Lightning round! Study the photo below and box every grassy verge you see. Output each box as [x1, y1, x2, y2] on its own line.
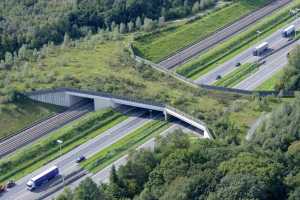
[81, 119, 170, 173]
[177, 0, 300, 79]
[214, 63, 260, 87]
[133, 1, 264, 62]
[0, 109, 128, 183]
[256, 69, 284, 90]
[0, 97, 62, 140]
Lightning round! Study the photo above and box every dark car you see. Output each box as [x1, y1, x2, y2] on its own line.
[216, 75, 222, 80]
[76, 155, 86, 163]
[235, 62, 241, 67]
[6, 180, 15, 188]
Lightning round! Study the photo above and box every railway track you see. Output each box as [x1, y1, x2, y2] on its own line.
[0, 101, 94, 158]
[159, 0, 292, 69]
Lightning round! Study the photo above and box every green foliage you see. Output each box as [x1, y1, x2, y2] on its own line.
[277, 45, 300, 90]
[218, 152, 284, 185]
[54, 119, 300, 200]
[256, 69, 284, 90]
[74, 177, 103, 200]
[0, 28, 275, 141]
[207, 173, 269, 200]
[253, 95, 300, 152]
[0, 0, 218, 59]
[133, 1, 264, 62]
[0, 97, 61, 140]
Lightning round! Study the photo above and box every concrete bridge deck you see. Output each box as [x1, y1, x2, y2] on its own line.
[26, 88, 212, 139]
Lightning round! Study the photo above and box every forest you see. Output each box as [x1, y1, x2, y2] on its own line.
[56, 94, 300, 200]
[0, 0, 218, 59]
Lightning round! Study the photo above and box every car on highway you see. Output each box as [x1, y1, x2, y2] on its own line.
[76, 155, 86, 163]
[216, 75, 222, 80]
[6, 180, 15, 188]
[235, 62, 241, 67]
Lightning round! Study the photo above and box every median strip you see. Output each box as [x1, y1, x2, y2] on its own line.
[214, 63, 260, 87]
[81, 119, 170, 173]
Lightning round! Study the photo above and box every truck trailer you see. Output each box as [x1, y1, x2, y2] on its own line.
[253, 42, 269, 56]
[282, 25, 295, 37]
[26, 166, 59, 191]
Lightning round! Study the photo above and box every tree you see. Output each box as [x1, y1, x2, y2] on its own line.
[74, 177, 102, 200]
[277, 45, 300, 90]
[119, 23, 127, 34]
[117, 150, 158, 198]
[18, 44, 28, 60]
[253, 95, 300, 152]
[105, 165, 127, 198]
[56, 188, 74, 200]
[192, 2, 200, 14]
[207, 174, 269, 200]
[200, 0, 206, 10]
[62, 33, 71, 49]
[136, 17, 142, 30]
[127, 21, 135, 32]
[288, 188, 300, 200]
[158, 16, 165, 27]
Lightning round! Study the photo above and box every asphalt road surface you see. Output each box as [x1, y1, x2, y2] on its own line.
[234, 39, 300, 90]
[44, 122, 203, 200]
[0, 101, 93, 158]
[195, 18, 300, 85]
[159, 0, 291, 69]
[0, 109, 153, 200]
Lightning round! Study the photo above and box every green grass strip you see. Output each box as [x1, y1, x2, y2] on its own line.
[0, 109, 128, 183]
[214, 63, 259, 87]
[81, 120, 170, 173]
[177, 0, 300, 79]
[256, 68, 284, 90]
[133, 1, 262, 62]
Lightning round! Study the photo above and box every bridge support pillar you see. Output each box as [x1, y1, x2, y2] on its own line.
[163, 110, 168, 121]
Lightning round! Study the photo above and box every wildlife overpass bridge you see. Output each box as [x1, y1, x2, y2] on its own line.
[26, 88, 212, 139]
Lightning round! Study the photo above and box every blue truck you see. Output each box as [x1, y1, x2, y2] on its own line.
[26, 166, 59, 190]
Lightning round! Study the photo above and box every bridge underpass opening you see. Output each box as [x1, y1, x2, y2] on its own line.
[67, 93, 207, 137]
[111, 104, 165, 120]
[68, 94, 94, 108]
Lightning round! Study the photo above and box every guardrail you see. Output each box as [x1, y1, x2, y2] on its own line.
[129, 43, 296, 97]
[28, 87, 165, 108]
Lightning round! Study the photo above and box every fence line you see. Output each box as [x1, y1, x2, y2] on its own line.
[129, 43, 295, 97]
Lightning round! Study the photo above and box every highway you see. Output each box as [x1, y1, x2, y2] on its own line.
[0, 109, 158, 200]
[0, 101, 93, 158]
[159, 0, 291, 69]
[234, 39, 299, 90]
[194, 18, 300, 86]
[44, 121, 202, 200]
